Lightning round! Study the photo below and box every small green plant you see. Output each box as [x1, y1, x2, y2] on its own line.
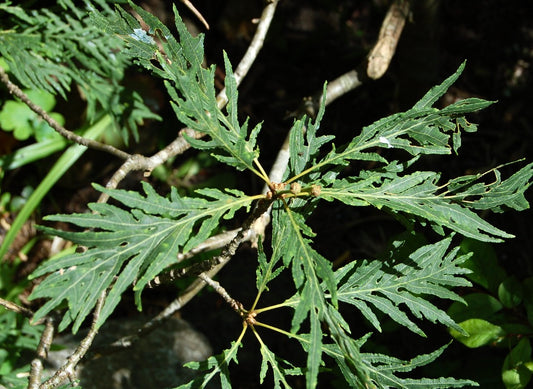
[447, 238, 533, 388]
[1, 1, 532, 388]
[0, 87, 65, 141]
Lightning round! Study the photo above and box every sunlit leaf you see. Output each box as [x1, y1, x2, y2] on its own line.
[30, 182, 254, 332]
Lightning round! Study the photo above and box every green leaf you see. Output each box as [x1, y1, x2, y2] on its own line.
[502, 339, 533, 389]
[499, 276, 524, 308]
[288, 84, 334, 180]
[333, 237, 471, 336]
[459, 238, 506, 293]
[323, 341, 478, 388]
[449, 318, 505, 348]
[270, 199, 341, 388]
[469, 163, 533, 212]
[0, 89, 63, 141]
[255, 237, 285, 301]
[502, 369, 532, 389]
[29, 183, 254, 332]
[182, 52, 262, 174]
[413, 61, 467, 110]
[91, 3, 262, 176]
[287, 64, 493, 183]
[257, 337, 302, 388]
[321, 170, 515, 242]
[178, 340, 243, 388]
[447, 293, 503, 323]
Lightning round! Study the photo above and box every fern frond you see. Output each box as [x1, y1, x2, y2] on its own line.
[29, 182, 255, 332]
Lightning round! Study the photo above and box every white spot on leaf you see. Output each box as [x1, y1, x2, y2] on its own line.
[379, 136, 392, 148]
[130, 28, 155, 44]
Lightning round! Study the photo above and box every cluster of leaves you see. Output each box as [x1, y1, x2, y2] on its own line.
[1, 1, 532, 388]
[0, 0, 157, 143]
[0, 259, 43, 387]
[447, 238, 533, 388]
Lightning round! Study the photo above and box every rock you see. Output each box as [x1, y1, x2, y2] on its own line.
[45, 317, 213, 389]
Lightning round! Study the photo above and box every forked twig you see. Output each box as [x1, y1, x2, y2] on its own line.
[0, 297, 35, 319]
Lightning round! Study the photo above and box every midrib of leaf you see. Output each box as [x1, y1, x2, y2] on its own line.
[320, 182, 513, 242]
[252, 327, 292, 388]
[327, 189, 469, 203]
[282, 203, 325, 313]
[281, 202, 325, 389]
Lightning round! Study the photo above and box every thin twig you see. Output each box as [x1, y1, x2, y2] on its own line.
[0, 66, 131, 161]
[216, 0, 279, 107]
[304, 0, 411, 116]
[39, 291, 106, 389]
[367, 0, 410, 79]
[148, 228, 240, 287]
[28, 317, 54, 389]
[151, 197, 272, 284]
[0, 297, 35, 319]
[198, 273, 243, 314]
[180, 0, 210, 30]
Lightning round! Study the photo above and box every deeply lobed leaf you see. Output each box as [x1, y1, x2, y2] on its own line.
[320, 161, 533, 242]
[323, 341, 478, 388]
[91, 3, 262, 175]
[286, 62, 494, 184]
[30, 182, 254, 332]
[333, 237, 471, 336]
